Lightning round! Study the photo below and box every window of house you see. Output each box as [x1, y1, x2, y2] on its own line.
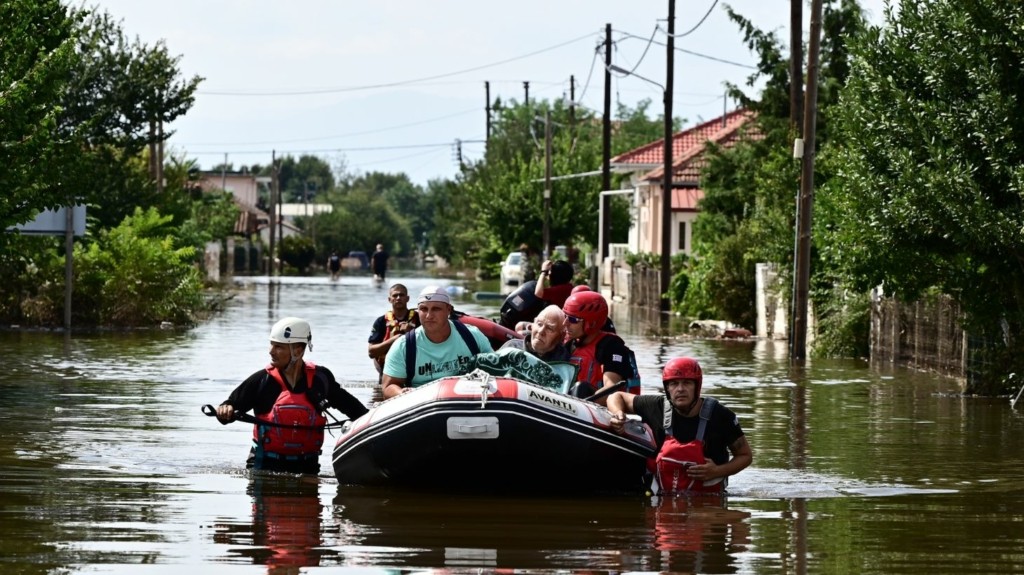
[678, 221, 687, 251]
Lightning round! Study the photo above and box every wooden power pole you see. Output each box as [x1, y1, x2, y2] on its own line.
[791, 0, 824, 361]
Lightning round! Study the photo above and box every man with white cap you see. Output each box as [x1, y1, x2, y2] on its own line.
[381, 285, 493, 398]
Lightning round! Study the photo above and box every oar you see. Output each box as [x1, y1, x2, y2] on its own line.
[200, 404, 348, 430]
[584, 380, 627, 403]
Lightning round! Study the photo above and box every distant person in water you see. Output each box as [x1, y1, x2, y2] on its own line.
[371, 244, 389, 281]
[326, 251, 341, 281]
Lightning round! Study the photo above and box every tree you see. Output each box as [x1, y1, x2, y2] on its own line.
[0, 0, 83, 236]
[688, 0, 866, 330]
[822, 0, 1024, 390]
[0, 2, 202, 236]
[455, 98, 664, 270]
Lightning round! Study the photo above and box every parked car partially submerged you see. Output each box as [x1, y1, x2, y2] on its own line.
[500, 251, 524, 287]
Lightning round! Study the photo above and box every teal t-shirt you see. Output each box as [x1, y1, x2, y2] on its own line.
[382, 320, 494, 386]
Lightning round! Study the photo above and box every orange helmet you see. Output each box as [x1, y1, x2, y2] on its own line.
[663, 357, 703, 397]
[562, 291, 608, 335]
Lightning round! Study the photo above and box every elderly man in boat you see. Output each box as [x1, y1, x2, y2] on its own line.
[380, 285, 494, 398]
[499, 304, 571, 362]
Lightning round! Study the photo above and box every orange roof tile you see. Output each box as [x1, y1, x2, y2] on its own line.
[610, 108, 757, 183]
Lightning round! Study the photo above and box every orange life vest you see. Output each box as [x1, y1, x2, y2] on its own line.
[569, 332, 641, 393]
[253, 361, 326, 456]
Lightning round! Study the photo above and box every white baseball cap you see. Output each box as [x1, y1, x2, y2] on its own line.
[417, 285, 451, 305]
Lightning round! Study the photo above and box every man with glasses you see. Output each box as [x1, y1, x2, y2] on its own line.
[562, 291, 640, 402]
[500, 304, 571, 362]
[368, 283, 420, 385]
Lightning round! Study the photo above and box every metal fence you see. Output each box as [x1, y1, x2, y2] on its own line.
[870, 290, 966, 379]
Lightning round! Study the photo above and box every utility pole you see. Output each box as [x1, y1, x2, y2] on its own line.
[544, 109, 552, 258]
[275, 155, 284, 276]
[569, 75, 576, 127]
[791, 0, 824, 361]
[601, 23, 613, 264]
[660, 0, 675, 313]
[485, 81, 492, 145]
[524, 81, 530, 106]
[268, 150, 277, 277]
[790, 0, 804, 133]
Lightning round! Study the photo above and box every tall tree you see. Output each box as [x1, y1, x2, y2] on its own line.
[822, 0, 1024, 389]
[688, 0, 866, 329]
[0, 0, 83, 235]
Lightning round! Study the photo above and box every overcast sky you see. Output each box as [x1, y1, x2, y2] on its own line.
[83, 0, 895, 186]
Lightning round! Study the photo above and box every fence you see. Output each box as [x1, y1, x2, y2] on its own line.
[870, 290, 966, 380]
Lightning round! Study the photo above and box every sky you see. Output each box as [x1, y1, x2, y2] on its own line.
[83, 0, 895, 187]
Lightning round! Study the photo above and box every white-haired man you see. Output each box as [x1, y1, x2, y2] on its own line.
[501, 304, 571, 362]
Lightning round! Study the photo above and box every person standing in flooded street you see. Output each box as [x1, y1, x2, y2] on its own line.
[214, 317, 368, 474]
[607, 357, 752, 495]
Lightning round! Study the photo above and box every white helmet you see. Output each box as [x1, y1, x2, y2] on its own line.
[269, 317, 313, 350]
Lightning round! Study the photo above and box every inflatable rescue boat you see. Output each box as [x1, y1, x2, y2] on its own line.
[331, 369, 657, 493]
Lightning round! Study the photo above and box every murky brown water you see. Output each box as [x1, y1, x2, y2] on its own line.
[2, 275, 1023, 574]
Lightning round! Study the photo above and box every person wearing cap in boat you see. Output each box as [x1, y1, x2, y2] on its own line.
[380, 285, 494, 399]
[606, 357, 752, 495]
[500, 304, 571, 363]
[215, 317, 369, 474]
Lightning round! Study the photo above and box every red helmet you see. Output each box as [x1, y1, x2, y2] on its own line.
[571, 285, 591, 294]
[663, 357, 703, 397]
[562, 291, 608, 335]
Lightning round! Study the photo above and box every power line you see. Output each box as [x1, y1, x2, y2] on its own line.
[199, 32, 597, 97]
[615, 30, 756, 69]
[671, 0, 720, 38]
[179, 107, 481, 147]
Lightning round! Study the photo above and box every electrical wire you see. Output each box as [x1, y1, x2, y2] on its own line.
[199, 32, 596, 97]
[672, 0, 720, 38]
[179, 107, 481, 147]
[615, 29, 756, 69]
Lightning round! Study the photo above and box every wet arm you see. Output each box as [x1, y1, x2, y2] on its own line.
[701, 435, 753, 482]
[381, 374, 409, 399]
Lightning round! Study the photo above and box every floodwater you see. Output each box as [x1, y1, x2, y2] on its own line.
[2, 275, 1023, 574]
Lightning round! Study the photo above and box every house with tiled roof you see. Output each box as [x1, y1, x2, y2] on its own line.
[609, 108, 756, 259]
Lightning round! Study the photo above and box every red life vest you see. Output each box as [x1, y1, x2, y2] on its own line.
[651, 397, 725, 495]
[253, 361, 326, 456]
[569, 332, 641, 394]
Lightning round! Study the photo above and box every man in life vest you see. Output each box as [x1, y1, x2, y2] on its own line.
[380, 285, 494, 398]
[562, 291, 639, 402]
[367, 283, 420, 386]
[606, 357, 752, 495]
[215, 317, 369, 474]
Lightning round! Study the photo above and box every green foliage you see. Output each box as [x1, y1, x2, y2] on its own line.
[274, 154, 336, 203]
[0, 0, 83, 233]
[337, 171, 426, 255]
[175, 190, 241, 253]
[812, 287, 871, 359]
[74, 207, 203, 327]
[279, 235, 317, 274]
[312, 188, 413, 265]
[693, 0, 867, 338]
[823, 0, 1024, 391]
